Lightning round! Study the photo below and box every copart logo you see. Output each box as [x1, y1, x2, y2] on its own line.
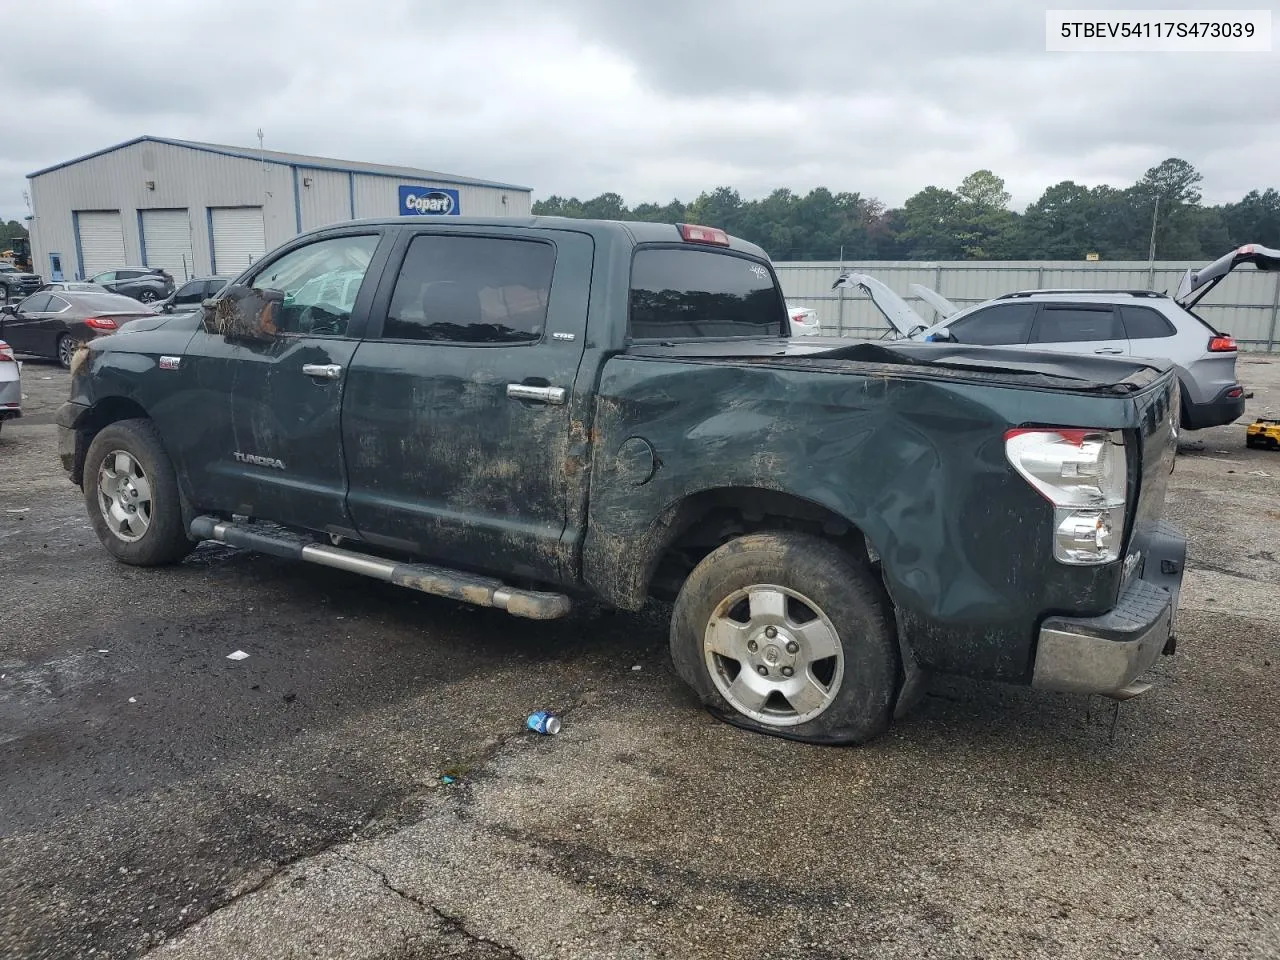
[234, 451, 286, 470]
[399, 185, 461, 216]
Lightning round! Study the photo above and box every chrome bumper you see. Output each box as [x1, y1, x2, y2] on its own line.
[1032, 521, 1185, 697]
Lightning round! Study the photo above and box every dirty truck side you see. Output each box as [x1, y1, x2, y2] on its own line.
[57, 216, 1186, 744]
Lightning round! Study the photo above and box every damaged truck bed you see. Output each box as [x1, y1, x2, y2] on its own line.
[57, 216, 1186, 744]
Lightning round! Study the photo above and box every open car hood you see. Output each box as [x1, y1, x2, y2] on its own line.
[1175, 243, 1280, 307]
[908, 283, 959, 319]
[831, 272, 928, 337]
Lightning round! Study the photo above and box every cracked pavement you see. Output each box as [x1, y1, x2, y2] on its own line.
[2, 355, 1279, 959]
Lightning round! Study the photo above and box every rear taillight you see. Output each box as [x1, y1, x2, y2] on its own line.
[0, 341, 13, 361]
[84, 316, 118, 331]
[678, 223, 730, 246]
[1005, 428, 1128, 565]
[1208, 335, 1236, 352]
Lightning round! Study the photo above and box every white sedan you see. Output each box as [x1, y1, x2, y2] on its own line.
[786, 303, 822, 336]
[0, 339, 21, 436]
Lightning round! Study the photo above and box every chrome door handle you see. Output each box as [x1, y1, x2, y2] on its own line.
[1094, 347, 1124, 355]
[507, 383, 566, 405]
[302, 363, 343, 380]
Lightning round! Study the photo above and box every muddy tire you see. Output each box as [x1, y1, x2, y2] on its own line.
[83, 418, 194, 566]
[670, 531, 899, 745]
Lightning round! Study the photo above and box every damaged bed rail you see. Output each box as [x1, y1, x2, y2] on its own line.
[189, 516, 572, 620]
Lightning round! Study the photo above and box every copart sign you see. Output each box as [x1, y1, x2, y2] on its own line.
[399, 185, 461, 216]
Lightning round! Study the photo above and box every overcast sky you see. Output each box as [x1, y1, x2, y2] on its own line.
[4, 0, 1277, 222]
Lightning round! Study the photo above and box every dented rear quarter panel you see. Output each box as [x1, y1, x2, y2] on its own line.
[583, 354, 1171, 683]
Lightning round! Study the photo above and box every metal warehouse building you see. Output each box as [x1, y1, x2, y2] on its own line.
[26, 136, 533, 282]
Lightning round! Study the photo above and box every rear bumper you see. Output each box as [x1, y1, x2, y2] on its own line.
[1032, 521, 1185, 696]
[1182, 383, 1246, 430]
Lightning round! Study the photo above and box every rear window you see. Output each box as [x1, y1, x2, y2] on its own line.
[1031, 305, 1124, 343]
[1120, 305, 1177, 340]
[628, 248, 785, 340]
[72, 293, 152, 311]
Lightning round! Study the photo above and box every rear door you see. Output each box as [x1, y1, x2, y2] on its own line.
[1028, 303, 1130, 357]
[342, 226, 594, 584]
[161, 230, 389, 531]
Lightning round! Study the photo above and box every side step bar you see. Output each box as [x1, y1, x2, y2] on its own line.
[189, 516, 572, 620]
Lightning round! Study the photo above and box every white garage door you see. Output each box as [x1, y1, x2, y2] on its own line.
[77, 211, 126, 278]
[210, 207, 266, 275]
[140, 209, 194, 280]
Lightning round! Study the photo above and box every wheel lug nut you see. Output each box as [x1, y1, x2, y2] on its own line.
[781, 666, 794, 677]
[747, 640, 758, 653]
[756, 665, 768, 677]
[764, 626, 778, 639]
[785, 641, 799, 654]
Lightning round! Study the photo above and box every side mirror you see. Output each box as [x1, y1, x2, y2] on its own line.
[923, 329, 956, 343]
[0, 304, 16, 316]
[201, 285, 284, 343]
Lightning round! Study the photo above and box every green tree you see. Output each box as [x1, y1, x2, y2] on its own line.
[1220, 189, 1280, 248]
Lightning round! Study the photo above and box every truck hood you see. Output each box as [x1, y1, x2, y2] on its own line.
[831, 272, 929, 337]
[908, 283, 960, 319]
[1175, 243, 1280, 307]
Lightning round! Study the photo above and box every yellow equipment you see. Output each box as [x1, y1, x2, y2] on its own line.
[1246, 419, 1280, 450]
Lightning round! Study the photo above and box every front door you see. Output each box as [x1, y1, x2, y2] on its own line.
[342, 226, 594, 585]
[1, 294, 53, 355]
[159, 231, 388, 533]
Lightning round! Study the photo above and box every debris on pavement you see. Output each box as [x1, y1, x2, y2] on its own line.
[6, 507, 29, 513]
[439, 775, 456, 785]
[226, 650, 250, 661]
[527, 710, 561, 735]
[128, 697, 137, 703]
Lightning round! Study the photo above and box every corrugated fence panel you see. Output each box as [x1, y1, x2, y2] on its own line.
[772, 259, 1280, 349]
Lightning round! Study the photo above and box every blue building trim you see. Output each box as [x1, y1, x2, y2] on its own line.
[206, 208, 217, 274]
[137, 210, 148, 266]
[72, 211, 85, 280]
[292, 165, 303, 233]
[26, 136, 532, 192]
[349, 171, 356, 219]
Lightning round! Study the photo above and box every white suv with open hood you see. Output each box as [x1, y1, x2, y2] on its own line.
[834, 244, 1279, 431]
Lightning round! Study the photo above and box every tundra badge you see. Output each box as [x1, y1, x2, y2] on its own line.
[234, 452, 286, 470]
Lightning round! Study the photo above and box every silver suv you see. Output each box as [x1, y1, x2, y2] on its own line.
[834, 244, 1279, 431]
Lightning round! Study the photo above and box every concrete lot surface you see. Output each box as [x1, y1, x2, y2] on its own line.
[2, 354, 1278, 959]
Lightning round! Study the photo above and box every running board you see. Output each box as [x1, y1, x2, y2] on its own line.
[189, 516, 572, 620]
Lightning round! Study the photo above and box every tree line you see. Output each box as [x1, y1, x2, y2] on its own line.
[532, 159, 1280, 263]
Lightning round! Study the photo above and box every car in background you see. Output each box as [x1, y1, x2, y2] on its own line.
[0, 291, 155, 367]
[786, 303, 822, 336]
[0, 338, 20, 436]
[833, 243, 1279, 430]
[89, 267, 176, 304]
[39, 281, 110, 294]
[160, 275, 231, 312]
[0, 262, 43, 302]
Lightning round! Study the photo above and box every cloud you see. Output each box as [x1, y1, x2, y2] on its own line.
[3, 0, 1275, 228]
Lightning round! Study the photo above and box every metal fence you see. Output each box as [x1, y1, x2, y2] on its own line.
[772, 259, 1280, 351]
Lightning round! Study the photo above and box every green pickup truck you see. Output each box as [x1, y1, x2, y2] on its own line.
[57, 217, 1185, 744]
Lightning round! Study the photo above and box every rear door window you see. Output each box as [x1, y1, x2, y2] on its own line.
[945, 302, 1036, 345]
[1120, 305, 1177, 339]
[1031, 305, 1124, 343]
[382, 234, 555, 343]
[628, 248, 785, 340]
[19, 294, 52, 313]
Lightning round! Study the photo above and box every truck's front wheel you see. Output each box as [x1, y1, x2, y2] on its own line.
[670, 532, 898, 745]
[83, 419, 194, 566]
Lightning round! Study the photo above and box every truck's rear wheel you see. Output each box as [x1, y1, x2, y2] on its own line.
[83, 419, 194, 566]
[670, 532, 898, 745]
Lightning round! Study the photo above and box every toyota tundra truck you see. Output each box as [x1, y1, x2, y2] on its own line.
[56, 217, 1185, 744]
